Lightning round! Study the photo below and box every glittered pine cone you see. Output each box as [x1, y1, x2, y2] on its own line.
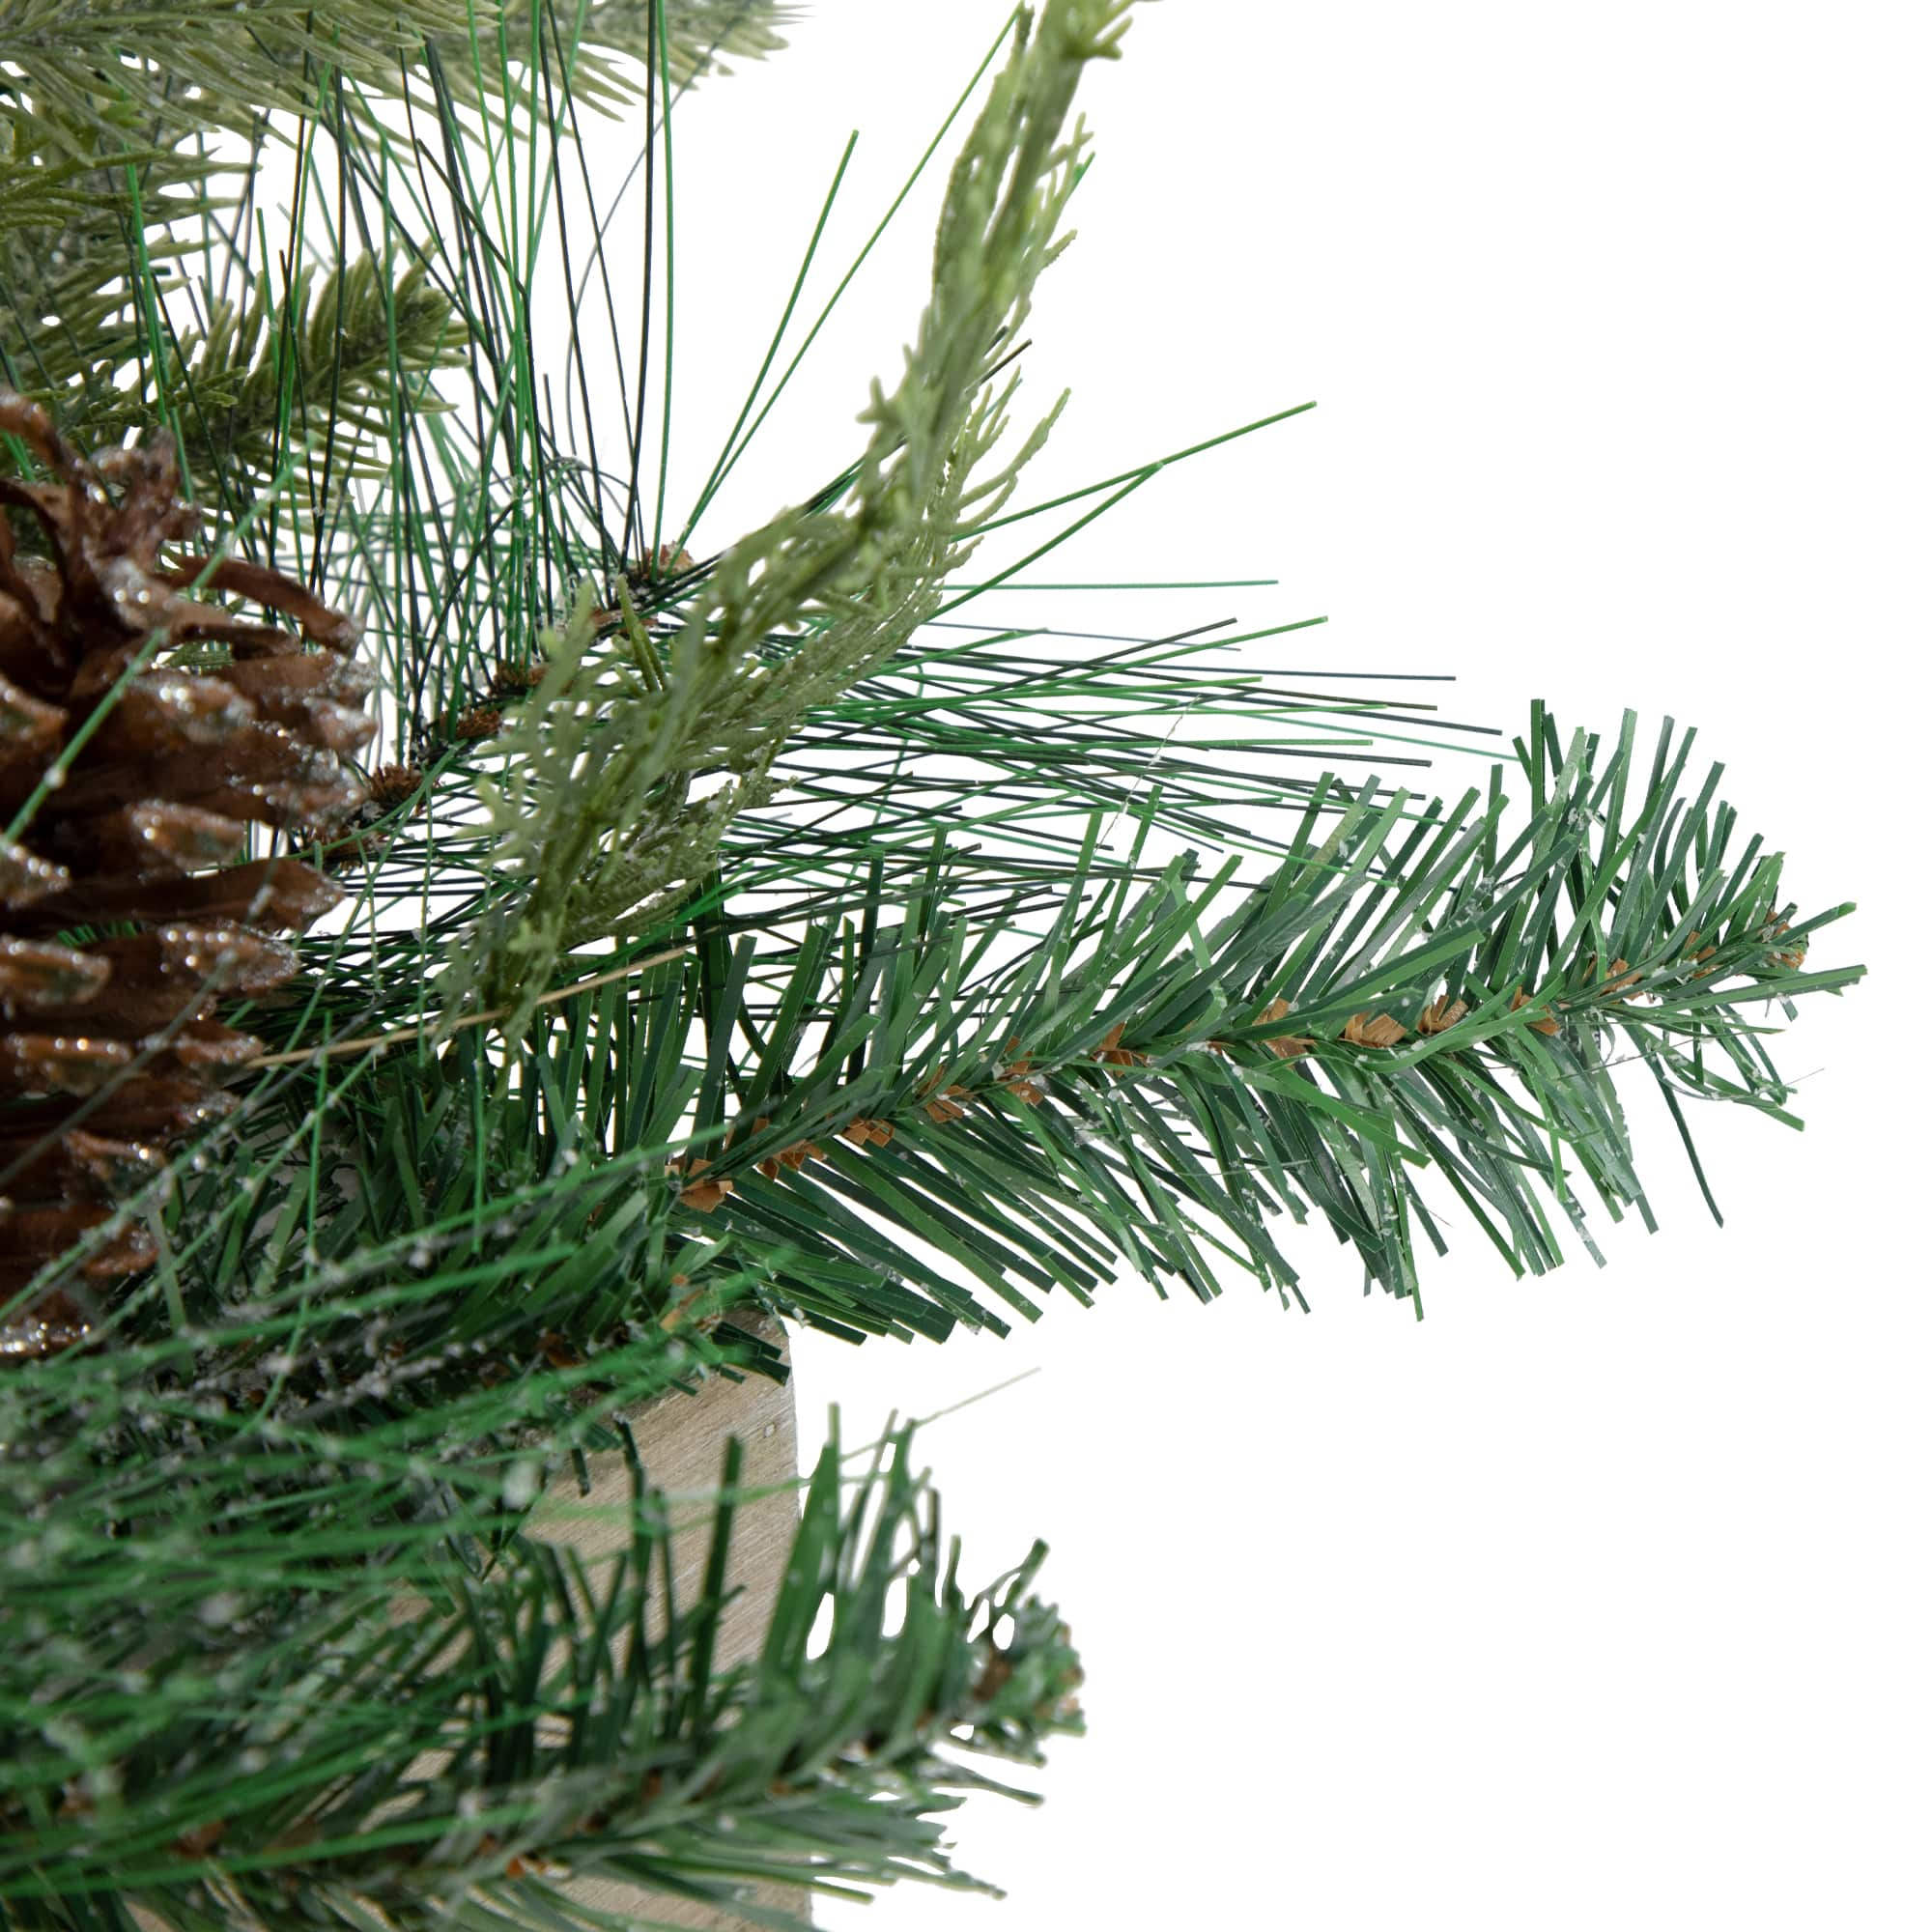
[0, 391, 375, 1348]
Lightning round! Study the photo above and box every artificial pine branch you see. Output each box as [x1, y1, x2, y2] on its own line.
[0, 1, 485, 144]
[0, 0, 786, 510]
[0, 1421, 1078, 1932]
[439, 1, 803, 106]
[0, 1, 789, 150]
[443, 0, 1129, 1032]
[474, 702, 1853, 1331]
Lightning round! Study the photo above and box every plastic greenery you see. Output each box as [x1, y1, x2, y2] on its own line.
[0, 0, 792, 494]
[0, 1, 1861, 1928]
[452, 0, 1091, 1028]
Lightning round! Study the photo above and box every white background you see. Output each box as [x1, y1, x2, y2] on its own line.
[582, 4, 1927, 1926]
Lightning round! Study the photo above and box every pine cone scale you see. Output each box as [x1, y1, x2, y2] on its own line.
[4, 1075, 238, 1148]
[43, 804, 247, 882]
[2, 1128, 164, 1202]
[14, 927, 300, 1038]
[0, 1204, 156, 1279]
[26, 731, 362, 827]
[0, 935, 113, 1007]
[159, 556, 362, 654]
[0, 1034, 133, 1098]
[0, 669, 66, 753]
[22, 857, 345, 934]
[0, 838, 72, 906]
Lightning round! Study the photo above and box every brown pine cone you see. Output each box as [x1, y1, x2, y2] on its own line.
[0, 391, 375, 1351]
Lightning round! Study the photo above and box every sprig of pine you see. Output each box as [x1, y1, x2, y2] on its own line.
[0, 1419, 1076, 1932]
[442, 0, 1133, 1033]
